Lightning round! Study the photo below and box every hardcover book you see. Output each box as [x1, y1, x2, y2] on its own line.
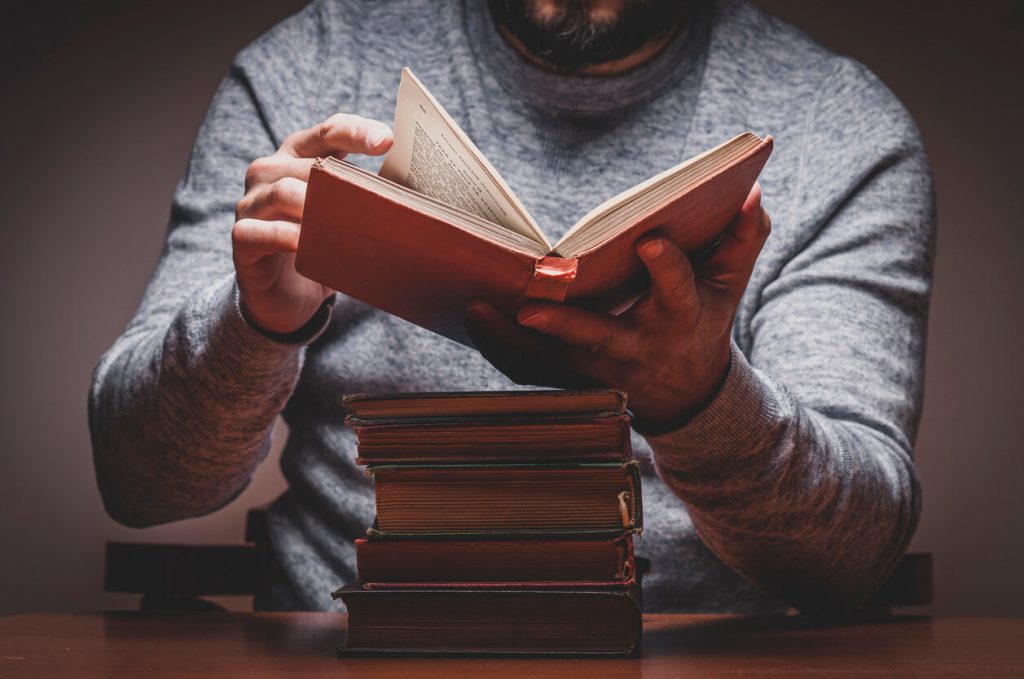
[342, 388, 626, 419]
[367, 462, 642, 537]
[355, 536, 635, 585]
[296, 68, 773, 345]
[344, 389, 631, 463]
[351, 416, 631, 463]
[333, 583, 642, 656]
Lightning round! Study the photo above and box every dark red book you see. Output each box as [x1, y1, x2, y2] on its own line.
[355, 536, 635, 585]
[332, 583, 642, 656]
[368, 462, 643, 538]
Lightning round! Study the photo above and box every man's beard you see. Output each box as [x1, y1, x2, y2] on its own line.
[488, 0, 688, 72]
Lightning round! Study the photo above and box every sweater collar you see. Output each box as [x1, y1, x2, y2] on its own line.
[463, 0, 713, 118]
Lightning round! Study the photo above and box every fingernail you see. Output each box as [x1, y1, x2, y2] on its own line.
[518, 311, 547, 329]
[366, 125, 389, 148]
[640, 239, 664, 259]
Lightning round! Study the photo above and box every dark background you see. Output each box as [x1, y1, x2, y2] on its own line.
[1, 1, 1021, 616]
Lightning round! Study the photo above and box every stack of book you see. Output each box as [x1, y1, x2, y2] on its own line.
[331, 389, 645, 656]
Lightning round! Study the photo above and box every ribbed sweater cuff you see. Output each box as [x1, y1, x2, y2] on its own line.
[643, 340, 783, 474]
[201, 276, 330, 380]
[231, 281, 335, 347]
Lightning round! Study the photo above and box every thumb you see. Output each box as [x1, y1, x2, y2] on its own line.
[697, 182, 771, 307]
[282, 114, 393, 159]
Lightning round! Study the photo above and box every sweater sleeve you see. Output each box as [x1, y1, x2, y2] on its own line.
[88, 6, 333, 528]
[644, 60, 936, 612]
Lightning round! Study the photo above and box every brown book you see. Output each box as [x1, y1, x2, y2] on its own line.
[296, 68, 773, 345]
[352, 416, 631, 464]
[345, 389, 632, 463]
[342, 388, 626, 420]
[332, 583, 642, 656]
[368, 462, 642, 537]
[355, 536, 635, 585]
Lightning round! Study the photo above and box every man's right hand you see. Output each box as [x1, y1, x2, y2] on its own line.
[233, 114, 393, 335]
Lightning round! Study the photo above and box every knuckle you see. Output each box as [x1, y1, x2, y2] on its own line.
[273, 177, 303, 204]
[267, 221, 282, 244]
[244, 156, 273, 189]
[319, 113, 355, 143]
[681, 261, 697, 283]
[231, 219, 252, 246]
[669, 283, 691, 300]
[282, 130, 304, 151]
[317, 117, 335, 144]
[671, 268, 695, 296]
[263, 181, 280, 207]
[247, 155, 271, 176]
[663, 278, 696, 305]
[268, 178, 290, 205]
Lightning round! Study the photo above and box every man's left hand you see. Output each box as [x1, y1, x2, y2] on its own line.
[465, 184, 771, 431]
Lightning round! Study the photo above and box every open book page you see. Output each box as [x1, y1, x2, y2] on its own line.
[552, 132, 765, 257]
[380, 69, 550, 249]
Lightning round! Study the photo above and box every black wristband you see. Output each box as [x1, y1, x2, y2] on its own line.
[243, 294, 337, 345]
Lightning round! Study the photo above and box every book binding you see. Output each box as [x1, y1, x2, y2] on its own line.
[526, 256, 579, 302]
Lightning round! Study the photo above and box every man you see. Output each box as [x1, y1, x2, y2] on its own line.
[90, 0, 934, 614]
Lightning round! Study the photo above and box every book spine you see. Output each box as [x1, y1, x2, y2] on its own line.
[366, 528, 635, 539]
[624, 459, 643, 534]
[360, 579, 634, 590]
[351, 415, 633, 462]
[525, 256, 578, 302]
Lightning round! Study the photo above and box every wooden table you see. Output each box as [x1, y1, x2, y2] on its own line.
[0, 612, 1021, 677]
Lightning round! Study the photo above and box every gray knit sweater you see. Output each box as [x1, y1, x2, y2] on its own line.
[89, 0, 934, 613]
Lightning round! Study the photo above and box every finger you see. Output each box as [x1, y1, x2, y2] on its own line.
[516, 302, 635, 358]
[465, 300, 597, 388]
[634, 233, 700, 319]
[231, 219, 300, 265]
[466, 300, 554, 356]
[236, 177, 307, 221]
[281, 113, 393, 159]
[244, 155, 316, 192]
[698, 182, 770, 304]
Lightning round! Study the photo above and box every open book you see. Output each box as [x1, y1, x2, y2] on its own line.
[296, 69, 772, 345]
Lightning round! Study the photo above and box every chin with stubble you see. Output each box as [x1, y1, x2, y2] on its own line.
[488, 0, 690, 72]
